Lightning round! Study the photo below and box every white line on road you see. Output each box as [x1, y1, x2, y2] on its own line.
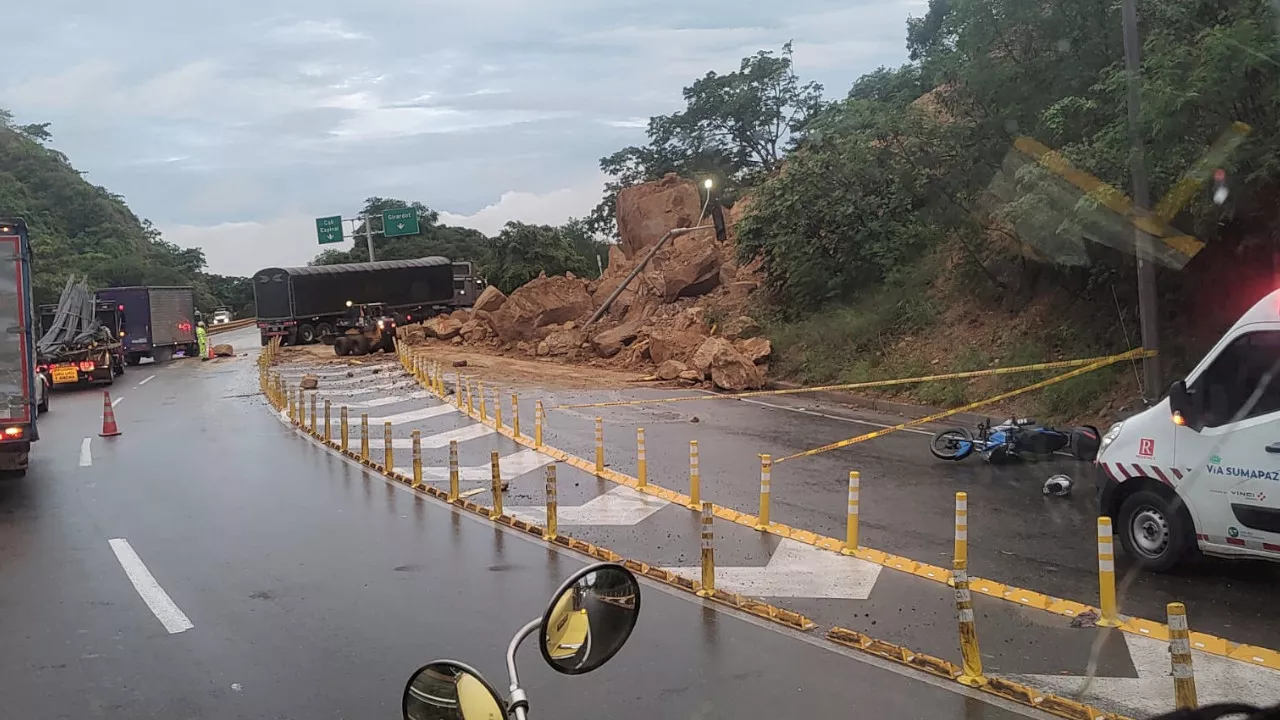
[112, 396, 123, 408]
[138, 374, 156, 386]
[79, 437, 92, 467]
[107, 538, 193, 634]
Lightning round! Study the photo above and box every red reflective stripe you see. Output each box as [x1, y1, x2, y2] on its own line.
[1150, 465, 1171, 485]
[1118, 463, 1132, 479]
[1131, 464, 1146, 478]
[1197, 533, 1209, 540]
[1172, 468, 1184, 480]
[1227, 537, 1247, 547]
[1264, 543, 1280, 552]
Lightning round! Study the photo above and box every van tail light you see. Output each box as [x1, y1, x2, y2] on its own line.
[4, 426, 24, 438]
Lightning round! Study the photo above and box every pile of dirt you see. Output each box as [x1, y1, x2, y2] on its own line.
[402, 173, 770, 390]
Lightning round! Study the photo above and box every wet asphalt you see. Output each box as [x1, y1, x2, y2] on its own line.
[0, 327, 1038, 720]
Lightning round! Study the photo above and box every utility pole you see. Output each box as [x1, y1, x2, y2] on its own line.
[365, 212, 377, 263]
[1122, 0, 1160, 402]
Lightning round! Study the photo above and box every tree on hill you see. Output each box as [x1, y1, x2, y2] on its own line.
[481, 221, 595, 294]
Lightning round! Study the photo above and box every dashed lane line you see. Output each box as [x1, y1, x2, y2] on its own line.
[138, 374, 156, 386]
[79, 438, 91, 467]
[107, 538, 193, 635]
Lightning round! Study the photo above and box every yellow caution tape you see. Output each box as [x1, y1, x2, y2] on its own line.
[554, 350, 1154, 410]
[772, 347, 1152, 464]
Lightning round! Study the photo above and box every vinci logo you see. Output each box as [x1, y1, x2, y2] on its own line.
[1138, 438, 1155, 458]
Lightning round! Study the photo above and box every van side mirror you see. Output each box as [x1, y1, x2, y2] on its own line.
[1168, 380, 1195, 428]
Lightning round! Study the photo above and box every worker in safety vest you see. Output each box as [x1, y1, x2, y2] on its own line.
[197, 321, 209, 361]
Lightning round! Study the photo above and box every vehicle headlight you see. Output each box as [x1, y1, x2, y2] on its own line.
[1098, 421, 1124, 458]
[377, 320, 385, 329]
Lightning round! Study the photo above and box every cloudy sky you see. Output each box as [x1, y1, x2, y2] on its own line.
[5, 0, 920, 276]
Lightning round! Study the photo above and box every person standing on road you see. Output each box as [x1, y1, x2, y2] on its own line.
[197, 321, 209, 361]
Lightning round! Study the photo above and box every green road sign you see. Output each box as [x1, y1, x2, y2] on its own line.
[316, 215, 344, 245]
[382, 208, 420, 237]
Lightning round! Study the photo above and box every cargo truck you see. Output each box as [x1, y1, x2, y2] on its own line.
[0, 218, 43, 473]
[37, 299, 125, 387]
[95, 286, 199, 365]
[253, 257, 460, 346]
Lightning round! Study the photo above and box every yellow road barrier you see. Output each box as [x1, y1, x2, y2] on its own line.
[553, 349, 1156, 411]
[773, 349, 1151, 463]
[535, 400, 545, 447]
[697, 502, 715, 597]
[594, 417, 604, 474]
[309, 395, 316, 434]
[360, 413, 369, 461]
[411, 430, 423, 489]
[340, 407, 349, 453]
[323, 400, 331, 444]
[384, 421, 393, 469]
[954, 558, 988, 687]
[1097, 517, 1121, 627]
[637, 428, 647, 488]
[479, 382, 488, 422]
[493, 388, 503, 430]
[490, 451, 503, 518]
[843, 471, 860, 554]
[757, 454, 772, 530]
[448, 440, 460, 502]
[1169, 602, 1198, 710]
[687, 440, 701, 510]
[544, 465, 558, 541]
[511, 393, 520, 437]
[954, 492, 968, 565]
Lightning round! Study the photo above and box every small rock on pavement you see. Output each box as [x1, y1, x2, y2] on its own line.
[690, 416, 700, 423]
[346, 371, 355, 378]
[300, 374, 319, 390]
[452, 360, 468, 367]
[372, 368, 382, 374]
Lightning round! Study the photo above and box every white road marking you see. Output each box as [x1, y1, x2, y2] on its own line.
[367, 404, 455, 425]
[79, 438, 92, 467]
[111, 397, 123, 408]
[509, 486, 667, 526]
[334, 391, 432, 409]
[138, 374, 156, 386]
[393, 448, 554, 483]
[107, 538, 194, 634]
[666, 538, 882, 599]
[1016, 633, 1280, 718]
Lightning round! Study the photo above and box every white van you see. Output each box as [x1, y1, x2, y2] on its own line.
[1097, 289, 1280, 570]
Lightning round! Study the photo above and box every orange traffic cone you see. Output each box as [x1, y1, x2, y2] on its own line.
[100, 391, 121, 437]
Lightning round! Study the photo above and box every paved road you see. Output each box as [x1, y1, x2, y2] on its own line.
[0, 327, 1037, 720]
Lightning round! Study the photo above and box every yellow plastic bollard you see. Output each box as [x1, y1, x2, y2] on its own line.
[384, 421, 394, 470]
[288, 388, 296, 424]
[1097, 517, 1121, 626]
[544, 465, 558, 541]
[594, 417, 605, 474]
[842, 471, 861, 554]
[448, 440, 461, 502]
[954, 492, 968, 564]
[360, 413, 369, 461]
[953, 559, 988, 687]
[493, 389, 503, 430]
[466, 379, 475, 416]
[697, 502, 715, 597]
[490, 451, 503, 518]
[309, 395, 317, 435]
[535, 401, 544, 447]
[479, 382, 488, 422]
[637, 428, 647, 488]
[323, 399, 332, 444]
[455, 374, 464, 408]
[411, 430, 423, 489]
[756, 454, 772, 530]
[686, 440, 701, 510]
[1168, 602, 1198, 709]
[340, 407, 349, 452]
[511, 393, 520, 437]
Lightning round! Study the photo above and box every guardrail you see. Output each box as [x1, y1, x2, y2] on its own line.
[208, 317, 256, 334]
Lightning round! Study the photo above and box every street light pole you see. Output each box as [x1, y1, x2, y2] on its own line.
[1122, 0, 1160, 402]
[365, 212, 377, 263]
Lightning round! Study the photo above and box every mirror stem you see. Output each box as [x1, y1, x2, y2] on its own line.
[505, 618, 541, 719]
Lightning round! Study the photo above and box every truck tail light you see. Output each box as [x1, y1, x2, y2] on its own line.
[79, 361, 96, 372]
[4, 426, 24, 438]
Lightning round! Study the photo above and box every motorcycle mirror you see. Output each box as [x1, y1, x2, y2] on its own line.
[539, 562, 640, 675]
[402, 660, 506, 720]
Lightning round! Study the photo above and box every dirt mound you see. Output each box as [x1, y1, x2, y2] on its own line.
[402, 174, 769, 391]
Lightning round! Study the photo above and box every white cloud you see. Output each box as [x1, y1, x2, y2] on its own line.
[268, 19, 369, 43]
[438, 174, 608, 236]
[162, 213, 321, 276]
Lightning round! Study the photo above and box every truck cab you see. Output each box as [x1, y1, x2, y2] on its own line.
[1098, 288, 1280, 570]
[0, 218, 40, 472]
[211, 307, 233, 325]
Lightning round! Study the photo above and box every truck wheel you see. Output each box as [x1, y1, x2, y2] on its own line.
[261, 334, 270, 347]
[126, 355, 141, 367]
[37, 392, 48, 414]
[316, 323, 336, 345]
[1117, 489, 1194, 572]
[298, 324, 317, 344]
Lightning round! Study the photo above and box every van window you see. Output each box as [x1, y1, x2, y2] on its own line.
[1190, 330, 1280, 427]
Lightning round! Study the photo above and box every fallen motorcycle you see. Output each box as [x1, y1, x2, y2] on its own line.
[402, 562, 640, 720]
[930, 417, 1100, 463]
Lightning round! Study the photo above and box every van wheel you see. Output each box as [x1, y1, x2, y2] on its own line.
[1117, 490, 1194, 572]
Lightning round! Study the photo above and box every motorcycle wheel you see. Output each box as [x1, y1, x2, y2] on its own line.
[930, 428, 975, 461]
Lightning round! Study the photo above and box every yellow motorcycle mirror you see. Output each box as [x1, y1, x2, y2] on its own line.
[402, 660, 505, 720]
[539, 563, 640, 675]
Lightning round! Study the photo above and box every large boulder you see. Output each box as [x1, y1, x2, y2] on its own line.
[398, 323, 427, 345]
[647, 328, 707, 366]
[459, 319, 491, 343]
[473, 285, 507, 313]
[736, 337, 773, 364]
[590, 322, 641, 359]
[450, 309, 471, 324]
[710, 348, 765, 391]
[425, 315, 463, 340]
[671, 306, 706, 332]
[543, 328, 585, 356]
[721, 316, 761, 341]
[650, 234, 721, 301]
[615, 174, 707, 259]
[691, 337, 736, 378]
[300, 373, 319, 389]
[489, 274, 593, 341]
[656, 360, 688, 380]
[213, 344, 234, 357]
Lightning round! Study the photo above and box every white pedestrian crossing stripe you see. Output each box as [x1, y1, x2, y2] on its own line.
[507, 486, 666, 526]
[393, 449, 553, 483]
[665, 539, 882, 599]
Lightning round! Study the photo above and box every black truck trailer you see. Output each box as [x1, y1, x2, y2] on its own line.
[253, 257, 463, 345]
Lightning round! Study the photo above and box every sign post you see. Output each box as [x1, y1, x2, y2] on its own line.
[382, 208, 420, 238]
[315, 216, 343, 245]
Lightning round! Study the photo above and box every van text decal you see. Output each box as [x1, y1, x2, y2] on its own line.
[1207, 459, 1280, 482]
